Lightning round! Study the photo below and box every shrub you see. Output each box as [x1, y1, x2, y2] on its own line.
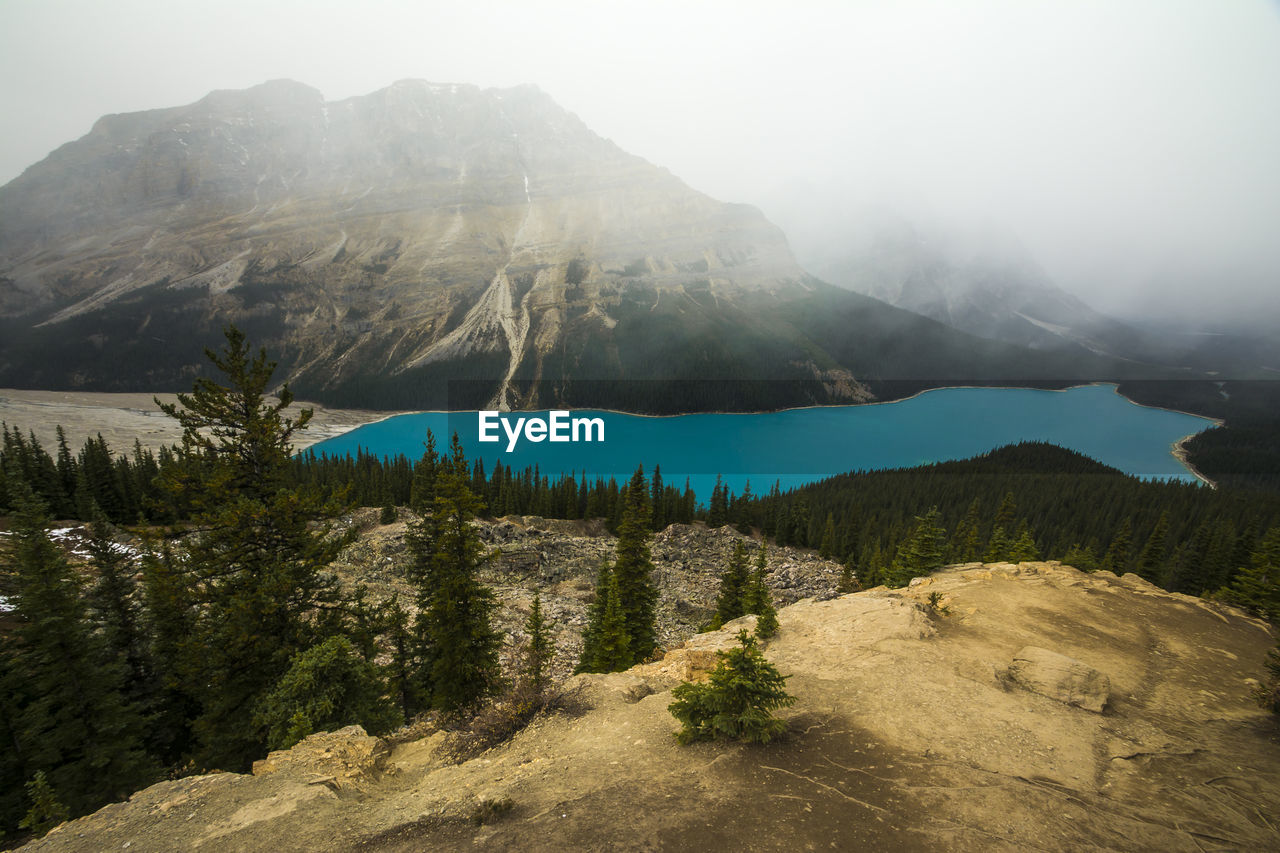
[19, 772, 69, 839]
[255, 636, 402, 750]
[668, 631, 795, 745]
[447, 681, 587, 761]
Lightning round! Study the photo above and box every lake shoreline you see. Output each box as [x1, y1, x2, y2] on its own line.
[2, 383, 1221, 484]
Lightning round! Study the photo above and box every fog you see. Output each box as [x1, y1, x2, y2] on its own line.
[2, 0, 1277, 326]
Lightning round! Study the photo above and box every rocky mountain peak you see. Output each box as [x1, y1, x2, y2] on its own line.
[0, 79, 815, 407]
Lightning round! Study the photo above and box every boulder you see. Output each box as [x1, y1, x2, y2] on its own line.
[251, 725, 389, 785]
[564, 672, 655, 707]
[1007, 646, 1110, 712]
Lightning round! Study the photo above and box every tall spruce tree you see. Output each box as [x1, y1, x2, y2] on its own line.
[155, 326, 350, 768]
[404, 435, 501, 713]
[83, 512, 148, 696]
[712, 541, 751, 628]
[521, 591, 554, 693]
[650, 464, 665, 532]
[576, 565, 631, 674]
[951, 497, 983, 562]
[1101, 518, 1133, 575]
[137, 543, 198, 765]
[889, 508, 946, 587]
[613, 466, 658, 664]
[707, 474, 729, 529]
[1219, 526, 1280, 623]
[742, 546, 779, 640]
[818, 514, 838, 559]
[1136, 511, 1170, 584]
[1008, 521, 1040, 562]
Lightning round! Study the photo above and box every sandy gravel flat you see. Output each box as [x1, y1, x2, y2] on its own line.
[0, 388, 396, 455]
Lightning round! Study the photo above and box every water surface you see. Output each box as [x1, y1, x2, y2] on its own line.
[306, 384, 1215, 497]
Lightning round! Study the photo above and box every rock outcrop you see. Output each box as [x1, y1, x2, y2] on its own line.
[21, 561, 1280, 852]
[1008, 645, 1111, 712]
[328, 511, 846, 680]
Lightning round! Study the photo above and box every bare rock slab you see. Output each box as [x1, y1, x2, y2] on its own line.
[1008, 645, 1111, 712]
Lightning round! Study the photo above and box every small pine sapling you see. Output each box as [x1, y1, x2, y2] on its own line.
[668, 630, 795, 745]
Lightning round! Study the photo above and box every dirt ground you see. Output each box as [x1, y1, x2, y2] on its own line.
[19, 562, 1280, 852]
[0, 388, 393, 454]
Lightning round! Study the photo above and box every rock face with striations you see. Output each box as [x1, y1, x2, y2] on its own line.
[0, 79, 822, 408]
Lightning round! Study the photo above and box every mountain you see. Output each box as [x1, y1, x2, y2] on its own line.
[794, 212, 1158, 359]
[0, 81, 1132, 411]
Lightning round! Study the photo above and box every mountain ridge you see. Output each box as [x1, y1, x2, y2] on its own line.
[0, 80, 1138, 411]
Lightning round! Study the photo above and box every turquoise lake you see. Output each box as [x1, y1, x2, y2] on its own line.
[305, 384, 1216, 498]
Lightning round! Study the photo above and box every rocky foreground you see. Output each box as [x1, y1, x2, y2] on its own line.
[18, 560, 1280, 852]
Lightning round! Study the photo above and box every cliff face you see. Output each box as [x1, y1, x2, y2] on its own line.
[21, 561, 1280, 852]
[0, 79, 822, 407]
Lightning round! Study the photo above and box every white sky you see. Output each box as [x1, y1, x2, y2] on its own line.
[2, 0, 1278, 322]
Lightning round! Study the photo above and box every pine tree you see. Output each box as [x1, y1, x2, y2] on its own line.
[984, 492, 1017, 561]
[576, 564, 631, 673]
[668, 631, 794, 745]
[707, 474, 728, 528]
[521, 591, 554, 693]
[983, 526, 1011, 562]
[594, 570, 632, 672]
[4, 488, 155, 819]
[712, 541, 751, 627]
[837, 554, 860, 595]
[137, 543, 198, 764]
[612, 467, 658, 664]
[155, 326, 351, 768]
[409, 432, 439, 512]
[0, 639, 33, 835]
[1218, 526, 1280, 623]
[1136, 511, 1170, 584]
[254, 636, 402, 750]
[405, 435, 502, 713]
[1101, 517, 1133, 575]
[1061, 542, 1100, 572]
[742, 546, 779, 639]
[951, 497, 983, 562]
[818, 514, 837, 559]
[18, 771, 69, 839]
[83, 512, 147, 695]
[788, 500, 811, 548]
[382, 596, 420, 721]
[889, 508, 946, 587]
[1008, 521, 1040, 561]
[860, 542, 886, 588]
[650, 464, 665, 532]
